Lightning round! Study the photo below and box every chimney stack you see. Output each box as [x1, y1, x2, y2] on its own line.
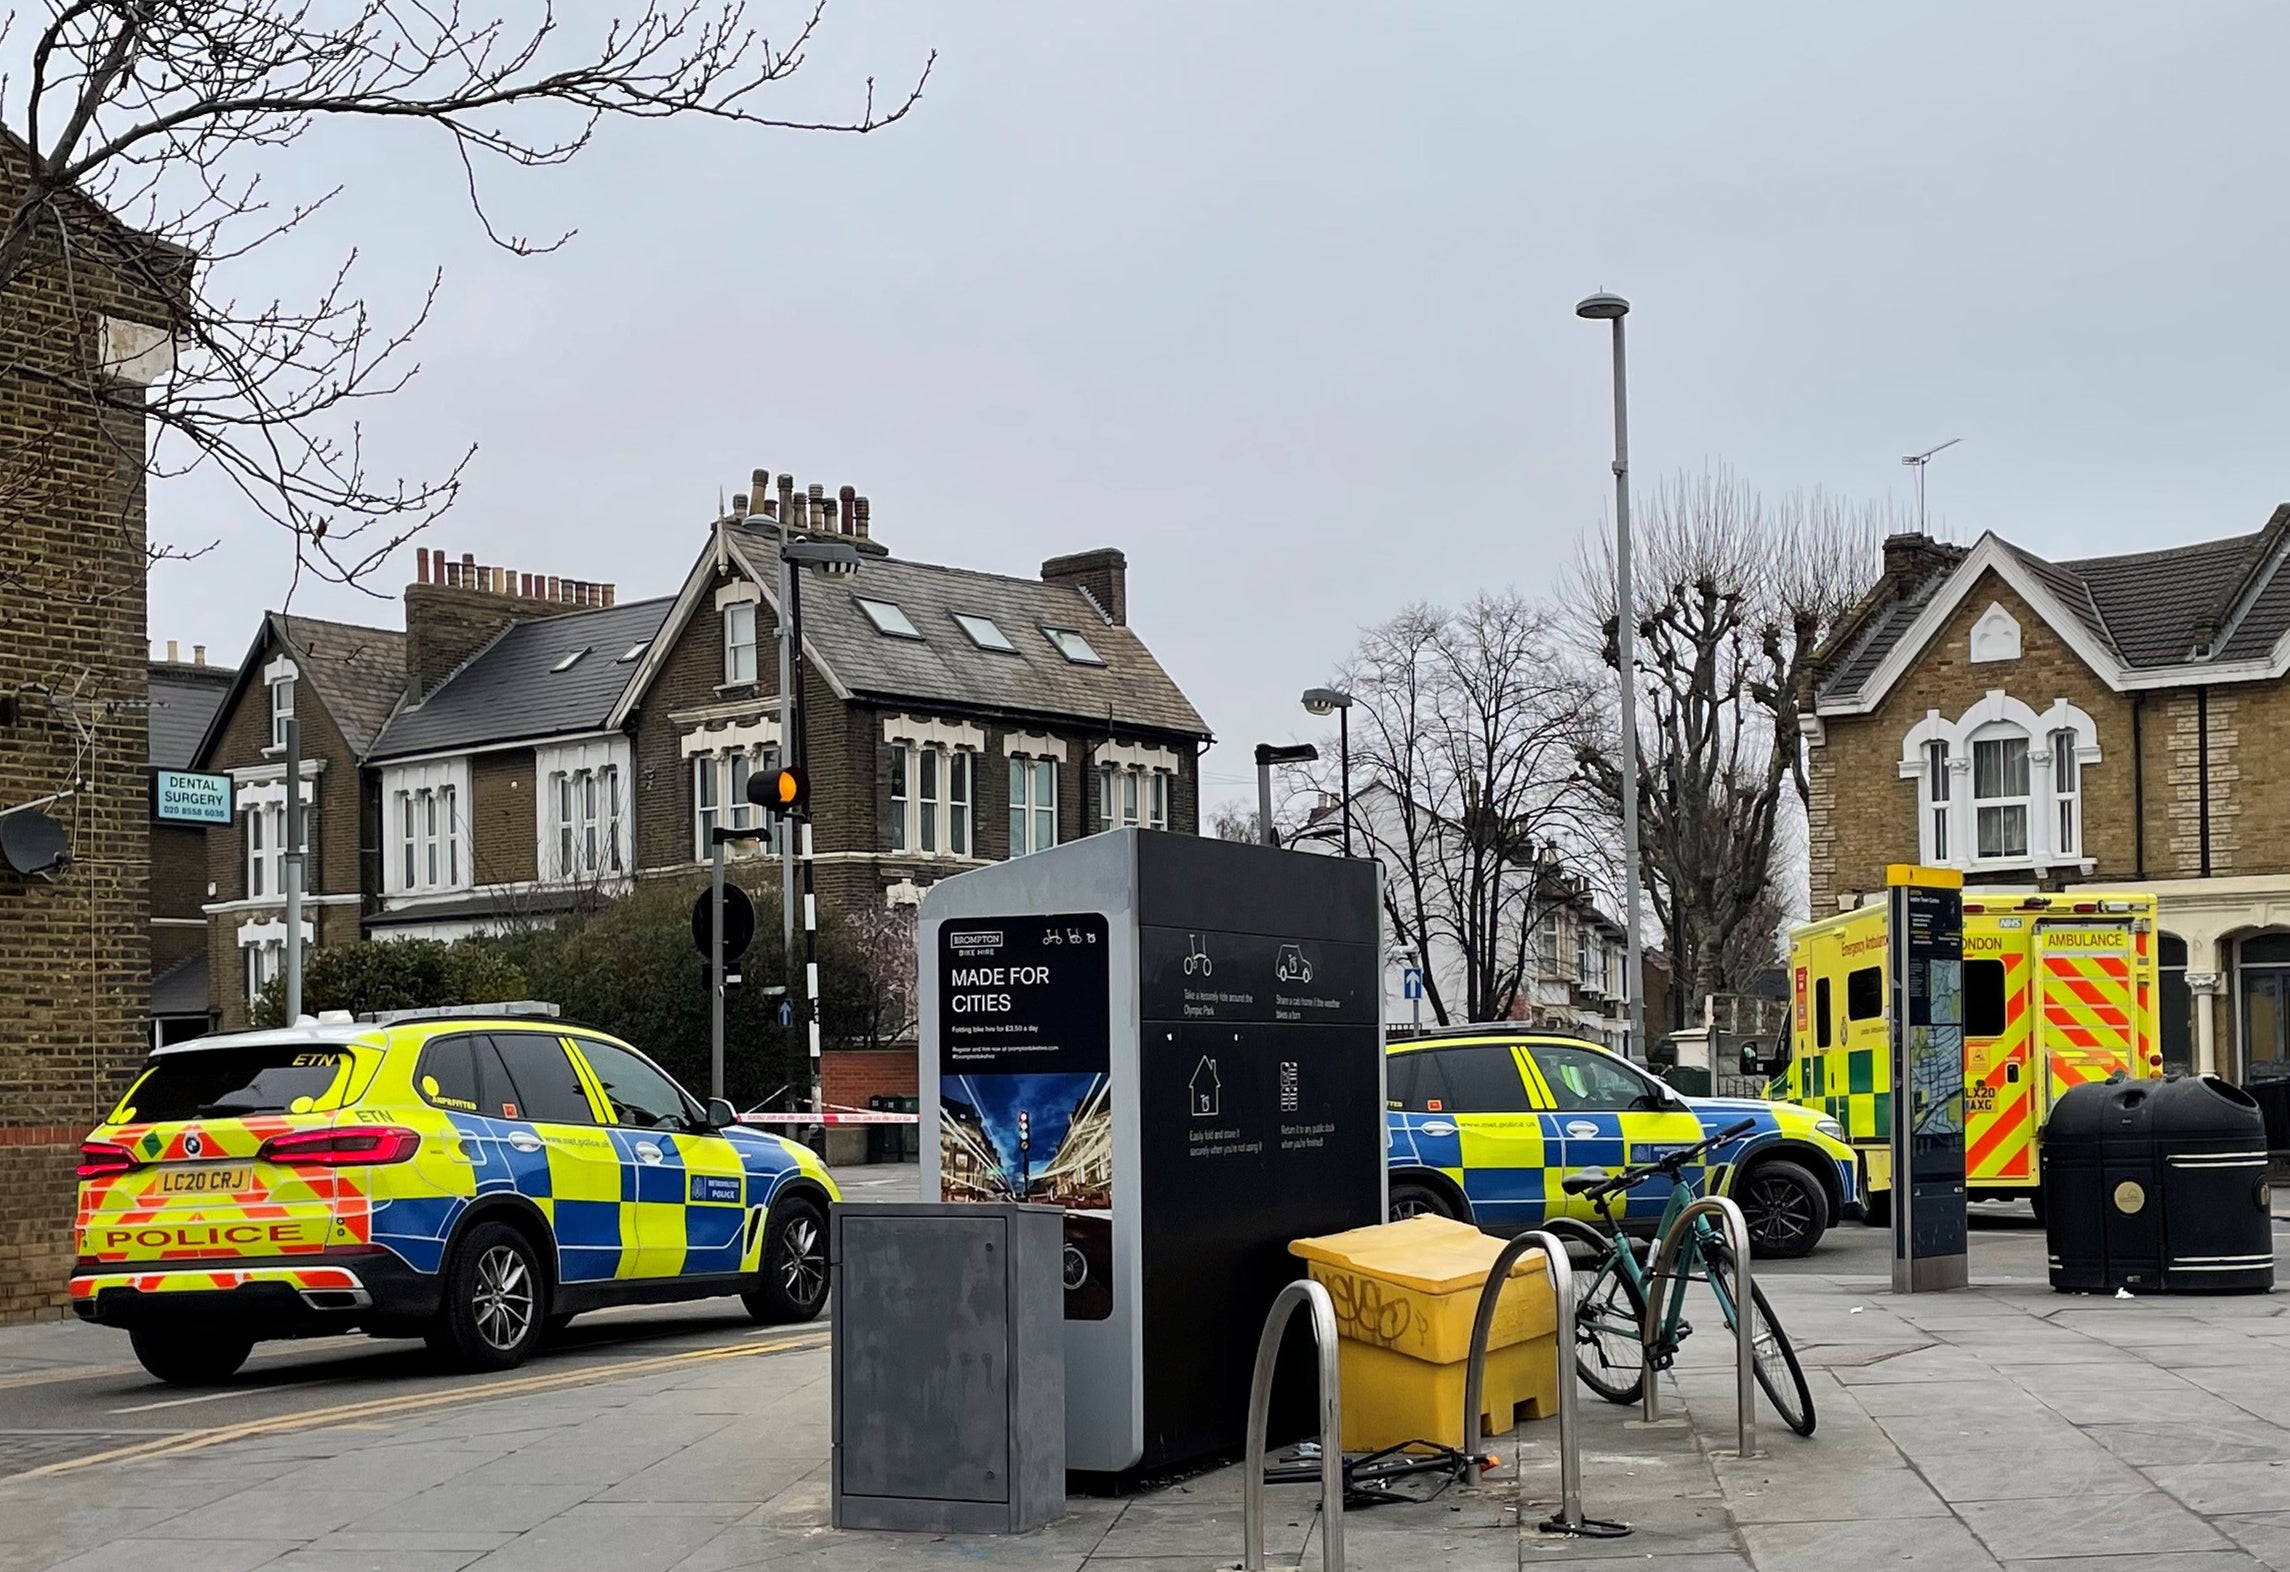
[1042, 548, 1129, 626]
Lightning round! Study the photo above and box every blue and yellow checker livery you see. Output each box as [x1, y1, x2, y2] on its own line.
[1384, 1032, 1858, 1258]
[73, 1009, 838, 1385]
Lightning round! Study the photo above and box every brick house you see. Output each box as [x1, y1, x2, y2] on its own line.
[190, 613, 407, 1027]
[1804, 508, 2290, 1093]
[149, 643, 232, 1044]
[184, 480, 1208, 1117]
[1, 132, 189, 1322]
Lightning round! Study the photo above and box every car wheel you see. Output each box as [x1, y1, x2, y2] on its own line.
[1738, 1158, 1826, 1258]
[743, 1194, 830, 1324]
[129, 1325, 252, 1386]
[429, 1220, 546, 1372]
[1388, 1179, 1461, 1223]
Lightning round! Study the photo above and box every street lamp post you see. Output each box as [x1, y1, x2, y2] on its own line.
[1576, 291, 1647, 1064]
[1301, 687, 1354, 857]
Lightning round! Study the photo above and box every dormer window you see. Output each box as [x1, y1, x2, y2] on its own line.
[1044, 627, 1104, 666]
[723, 601, 758, 684]
[954, 613, 1015, 652]
[859, 598, 924, 640]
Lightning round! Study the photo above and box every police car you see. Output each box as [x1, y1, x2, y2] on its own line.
[71, 1005, 838, 1384]
[1385, 1029, 1857, 1257]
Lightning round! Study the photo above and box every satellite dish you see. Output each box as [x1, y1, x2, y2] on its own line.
[1, 811, 72, 877]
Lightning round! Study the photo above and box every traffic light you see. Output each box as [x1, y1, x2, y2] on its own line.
[747, 763, 810, 818]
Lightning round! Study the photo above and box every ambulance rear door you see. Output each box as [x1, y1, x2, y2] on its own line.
[2033, 919, 2140, 1123]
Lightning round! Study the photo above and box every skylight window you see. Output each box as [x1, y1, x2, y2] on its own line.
[954, 613, 1016, 652]
[1044, 627, 1105, 666]
[552, 647, 591, 673]
[858, 598, 924, 640]
[616, 641, 648, 664]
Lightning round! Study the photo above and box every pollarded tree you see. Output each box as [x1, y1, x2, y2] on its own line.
[1574, 467, 1887, 1003]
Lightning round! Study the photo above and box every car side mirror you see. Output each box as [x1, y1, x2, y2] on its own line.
[706, 1096, 740, 1131]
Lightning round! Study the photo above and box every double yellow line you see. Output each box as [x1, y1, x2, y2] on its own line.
[21, 1331, 827, 1478]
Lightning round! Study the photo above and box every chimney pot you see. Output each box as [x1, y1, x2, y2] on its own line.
[732, 493, 749, 517]
[603, 584, 616, 608]
[166, 638, 179, 662]
[416, 547, 431, 584]
[751, 467, 770, 503]
[760, 497, 777, 519]
[194, 644, 206, 665]
[822, 498, 839, 534]
[547, 575, 561, 602]
[853, 496, 871, 538]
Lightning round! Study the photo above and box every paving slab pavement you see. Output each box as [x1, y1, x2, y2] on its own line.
[3, 1210, 2286, 1571]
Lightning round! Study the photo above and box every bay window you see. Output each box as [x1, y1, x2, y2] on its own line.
[1901, 696, 2099, 873]
[888, 743, 976, 858]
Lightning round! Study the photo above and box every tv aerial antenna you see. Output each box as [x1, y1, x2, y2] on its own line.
[1902, 438, 1962, 536]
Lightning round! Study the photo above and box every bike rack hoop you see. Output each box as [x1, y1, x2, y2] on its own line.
[1242, 1278, 1343, 1572]
[1640, 1194, 1760, 1459]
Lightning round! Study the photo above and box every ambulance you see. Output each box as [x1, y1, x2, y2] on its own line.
[1774, 891, 2163, 1222]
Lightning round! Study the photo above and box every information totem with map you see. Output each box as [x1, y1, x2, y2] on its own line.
[1887, 863, 1969, 1292]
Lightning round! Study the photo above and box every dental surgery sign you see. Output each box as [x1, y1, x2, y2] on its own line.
[154, 770, 233, 825]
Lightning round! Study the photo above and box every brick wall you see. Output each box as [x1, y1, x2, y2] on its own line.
[1, 141, 180, 1321]
[472, 749, 538, 884]
[821, 1051, 918, 1106]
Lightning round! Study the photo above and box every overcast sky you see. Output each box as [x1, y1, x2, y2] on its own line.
[141, 2, 2290, 812]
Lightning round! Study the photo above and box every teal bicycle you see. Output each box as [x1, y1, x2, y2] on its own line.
[1555, 1117, 1817, 1436]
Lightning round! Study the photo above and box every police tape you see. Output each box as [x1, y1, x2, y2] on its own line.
[728, 1113, 916, 1127]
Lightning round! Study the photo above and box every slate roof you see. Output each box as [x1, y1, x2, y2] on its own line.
[1817, 508, 2290, 705]
[369, 596, 672, 761]
[726, 525, 1209, 738]
[153, 953, 209, 1018]
[148, 664, 233, 768]
[277, 615, 407, 755]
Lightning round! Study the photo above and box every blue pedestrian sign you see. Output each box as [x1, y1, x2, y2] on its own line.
[777, 997, 796, 1028]
[1402, 966, 1423, 1001]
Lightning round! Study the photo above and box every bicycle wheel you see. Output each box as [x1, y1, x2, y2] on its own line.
[1572, 1255, 1649, 1405]
[1704, 1246, 1816, 1436]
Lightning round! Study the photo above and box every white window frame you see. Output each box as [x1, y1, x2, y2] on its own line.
[534, 738, 634, 882]
[1901, 692, 2099, 873]
[381, 759, 472, 896]
[723, 600, 758, 686]
[263, 654, 299, 752]
[675, 723, 778, 866]
[238, 777, 314, 901]
[1008, 754, 1058, 858]
[2051, 725, 2080, 856]
[236, 917, 313, 1008]
[1093, 741, 1178, 835]
[888, 742, 979, 859]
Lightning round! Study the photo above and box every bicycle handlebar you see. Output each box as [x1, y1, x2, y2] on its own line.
[1569, 1116, 1758, 1204]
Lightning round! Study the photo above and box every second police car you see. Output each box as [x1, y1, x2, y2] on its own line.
[71, 1005, 838, 1384]
[1385, 1028, 1858, 1256]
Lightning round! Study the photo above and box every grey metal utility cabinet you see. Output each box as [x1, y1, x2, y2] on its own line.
[831, 1202, 1066, 1533]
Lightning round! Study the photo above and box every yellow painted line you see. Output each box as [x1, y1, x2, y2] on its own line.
[20, 1331, 827, 1478]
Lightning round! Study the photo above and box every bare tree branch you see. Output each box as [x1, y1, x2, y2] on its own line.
[2, 2, 931, 592]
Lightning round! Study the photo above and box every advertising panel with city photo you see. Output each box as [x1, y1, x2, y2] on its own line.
[936, 913, 1114, 1319]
